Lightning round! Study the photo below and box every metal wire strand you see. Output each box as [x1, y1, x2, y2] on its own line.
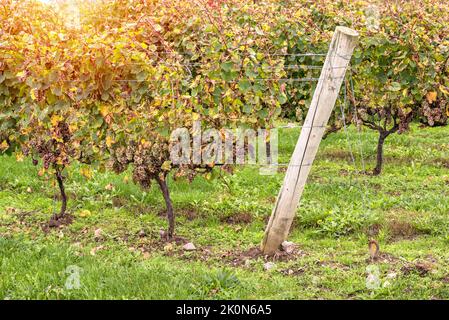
[57, 76, 345, 83]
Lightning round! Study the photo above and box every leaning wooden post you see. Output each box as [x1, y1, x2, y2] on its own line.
[261, 27, 359, 255]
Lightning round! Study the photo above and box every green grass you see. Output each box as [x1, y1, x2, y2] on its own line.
[1, 123, 449, 299]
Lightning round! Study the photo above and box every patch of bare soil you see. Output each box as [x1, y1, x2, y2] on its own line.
[142, 237, 218, 263]
[401, 261, 434, 277]
[429, 157, 449, 169]
[137, 230, 191, 251]
[221, 212, 253, 224]
[387, 219, 422, 241]
[165, 235, 188, 245]
[277, 167, 287, 173]
[41, 213, 74, 232]
[222, 246, 306, 267]
[319, 260, 351, 271]
[366, 252, 402, 264]
[368, 252, 435, 278]
[280, 267, 306, 276]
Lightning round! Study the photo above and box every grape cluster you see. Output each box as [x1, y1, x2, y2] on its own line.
[421, 100, 448, 127]
[25, 121, 72, 170]
[108, 136, 170, 189]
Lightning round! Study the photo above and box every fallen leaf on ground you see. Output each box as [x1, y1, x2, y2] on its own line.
[94, 228, 103, 239]
[78, 209, 92, 218]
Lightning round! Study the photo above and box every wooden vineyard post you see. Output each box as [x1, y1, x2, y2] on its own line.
[261, 26, 359, 255]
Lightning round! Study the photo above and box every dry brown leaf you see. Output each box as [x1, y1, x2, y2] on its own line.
[426, 91, 437, 103]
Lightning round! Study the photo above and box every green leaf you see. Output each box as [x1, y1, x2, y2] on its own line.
[238, 79, 251, 93]
[388, 82, 402, 92]
[278, 93, 288, 105]
[221, 61, 234, 72]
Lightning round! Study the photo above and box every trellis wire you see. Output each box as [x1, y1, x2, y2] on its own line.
[58, 76, 345, 83]
[124, 62, 344, 69]
[111, 51, 328, 57]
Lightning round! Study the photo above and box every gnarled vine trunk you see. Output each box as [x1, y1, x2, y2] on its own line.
[372, 126, 398, 176]
[373, 131, 387, 176]
[361, 112, 400, 176]
[156, 174, 175, 239]
[53, 170, 67, 220]
[48, 169, 67, 227]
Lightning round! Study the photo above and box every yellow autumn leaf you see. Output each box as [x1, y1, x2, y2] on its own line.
[106, 136, 114, 148]
[78, 209, 92, 218]
[161, 160, 171, 171]
[80, 167, 93, 179]
[69, 123, 78, 132]
[21, 125, 32, 135]
[99, 105, 109, 117]
[50, 114, 63, 126]
[262, 24, 271, 32]
[30, 89, 38, 101]
[38, 168, 46, 177]
[15, 152, 24, 162]
[440, 85, 449, 96]
[16, 71, 26, 78]
[426, 91, 437, 103]
[0, 140, 8, 151]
